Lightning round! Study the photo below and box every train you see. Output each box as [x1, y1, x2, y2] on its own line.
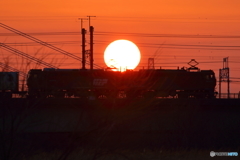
[26, 64, 217, 99]
[0, 62, 217, 99]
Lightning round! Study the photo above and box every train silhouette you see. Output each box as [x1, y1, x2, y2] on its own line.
[0, 60, 217, 99]
[26, 60, 217, 99]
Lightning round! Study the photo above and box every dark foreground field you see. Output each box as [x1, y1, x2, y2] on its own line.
[1, 98, 240, 159]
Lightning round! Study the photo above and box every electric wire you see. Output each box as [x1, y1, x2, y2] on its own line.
[0, 43, 58, 68]
[0, 23, 102, 69]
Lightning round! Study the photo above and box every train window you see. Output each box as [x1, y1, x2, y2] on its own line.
[34, 74, 37, 78]
[206, 75, 209, 79]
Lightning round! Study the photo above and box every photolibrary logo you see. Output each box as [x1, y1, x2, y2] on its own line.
[210, 151, 238, 157]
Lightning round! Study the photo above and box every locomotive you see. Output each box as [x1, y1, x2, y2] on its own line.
[26, 64, 217, 99]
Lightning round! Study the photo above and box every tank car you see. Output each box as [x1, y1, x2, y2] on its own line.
[27, 68, 125, 98]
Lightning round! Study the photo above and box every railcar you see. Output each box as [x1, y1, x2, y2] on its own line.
[27, 68, 125, 98]
[0, 72, 19, 98]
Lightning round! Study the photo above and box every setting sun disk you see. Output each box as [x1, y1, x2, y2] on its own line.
[104, 40, 141, 71]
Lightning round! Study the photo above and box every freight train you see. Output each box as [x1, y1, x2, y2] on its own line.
[0, 62, 217, 99]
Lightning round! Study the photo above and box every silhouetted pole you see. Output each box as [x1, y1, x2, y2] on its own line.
[78, 18, 88, 29]
[90, 26, 94, 70]
[219, 69, 221, 98]
[87, 16, 96, 30]
[227, 67, 230, 99]
[81, 28, 86, 69]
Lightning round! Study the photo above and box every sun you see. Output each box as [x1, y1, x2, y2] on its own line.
[104, 40, 141, 71]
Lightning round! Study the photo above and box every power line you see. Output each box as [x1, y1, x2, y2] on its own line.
[0, 23, 102, 69]
[1, 31, 240, 39]
[2, 41, 240, 51]
[0, 43, 58, 68]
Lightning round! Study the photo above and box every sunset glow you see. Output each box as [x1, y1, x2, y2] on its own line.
[1, 0, 240, 92]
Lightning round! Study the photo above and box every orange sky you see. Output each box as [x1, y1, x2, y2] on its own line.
[1, 0, 240, 93]
[2, 0, 240, 17]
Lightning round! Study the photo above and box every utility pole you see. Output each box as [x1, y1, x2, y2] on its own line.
[87, 16, 96, 29]
[78, 18, 88, 69]
[81, 28, 86, 69]
[78, 18, 88, 29]
[86, 16, 96, 70]
[90, 26, 94, 70]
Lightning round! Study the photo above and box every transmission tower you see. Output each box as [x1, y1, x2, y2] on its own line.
[219, 57, 230, 98]
[148, 58, 155, 69]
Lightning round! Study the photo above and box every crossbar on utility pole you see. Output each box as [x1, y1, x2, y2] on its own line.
[87, 16, 96, 29]
[78, 18, 88, 29]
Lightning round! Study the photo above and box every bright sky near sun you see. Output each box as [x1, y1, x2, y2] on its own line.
[1, 0, 240, 92]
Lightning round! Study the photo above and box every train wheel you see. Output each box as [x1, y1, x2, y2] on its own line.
[177, 92, 188, 98]
[126, 90, 139, 99]
[38, 92, 48, 98]
[27, 89, 38, 98]
[0, 92, 12, 99]
[53, 91, 65, 98]
[98, 95, 107, 99]
[143, 91, 156, 99]
[107, 90, 118, 99]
